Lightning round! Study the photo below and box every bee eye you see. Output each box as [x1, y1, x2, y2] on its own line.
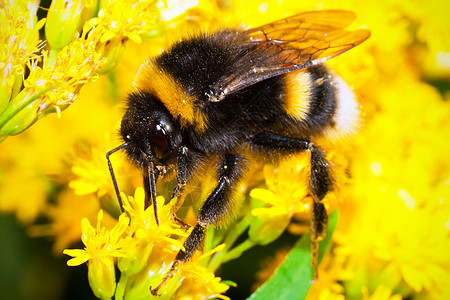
[149, 122, 170, 159]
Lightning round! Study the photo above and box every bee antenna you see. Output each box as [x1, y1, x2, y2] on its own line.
[106, 143, 129, 213]
[147, 160, 160, 226]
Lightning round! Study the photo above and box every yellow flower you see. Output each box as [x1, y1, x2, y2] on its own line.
[331, 70, 450, 298]
[249, 152, 339, 244]
[0, 34, 107, 137]
[174, 265, 230, 300]
[69, 143, 122, 197]
[172, 244, 230, 300]
[117, 188, 186, 278]
[251, 154, 311, 219]
[123, 188, 185, 245]
[64, 209, 130, 266]
[117, 190, 227, 299]
[85, 0, 160, 45]
[83, 0, 163, 73]
[64, 209, 131, 298]
[63, 187, 230, 299]
[316, 2, 450, 298]
[27, 36, 106, 108]
[0, 0, 45, 115]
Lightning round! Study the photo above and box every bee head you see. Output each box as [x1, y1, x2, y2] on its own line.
[120, 90, 182, 171]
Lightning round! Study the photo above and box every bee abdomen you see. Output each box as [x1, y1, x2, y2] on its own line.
[282, 65, 359, 139]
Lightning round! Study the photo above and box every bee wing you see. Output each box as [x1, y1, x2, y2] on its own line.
[207, 10, 370, 102]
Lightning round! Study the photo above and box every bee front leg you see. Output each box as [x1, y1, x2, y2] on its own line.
[169, 146, 206, 230]
[252, 131, 332, 279]
[150, 153, 245, 296]
[172, 146, 191, 200]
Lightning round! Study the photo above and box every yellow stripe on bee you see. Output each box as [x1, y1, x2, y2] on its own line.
[134, 61, 208, 130]
[282, 70, 312, 121]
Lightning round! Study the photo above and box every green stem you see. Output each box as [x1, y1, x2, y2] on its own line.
[208, 213, 254, 271]
[114, 272, 130, 300]
[222, 239, 255, 264]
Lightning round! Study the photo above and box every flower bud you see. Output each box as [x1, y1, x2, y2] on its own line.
[88, 257, 117, 299]
[45, 0, 84, 51]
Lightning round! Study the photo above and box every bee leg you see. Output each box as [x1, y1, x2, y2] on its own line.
[143, 172, 152, 209]
[252, 131, 332, 279]
[172, 146, 191, 200]
[179, 153, 245, 258]
[171, 213, 191, 231]
[150, 153, 245, 296]
[169, 146, 206, 230]
[143, 168, 186, 230]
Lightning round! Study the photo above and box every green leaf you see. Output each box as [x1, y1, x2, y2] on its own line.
[247, 211, 338, 300]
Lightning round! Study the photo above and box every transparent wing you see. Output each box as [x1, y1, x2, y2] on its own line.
[207, 10, 370, 102]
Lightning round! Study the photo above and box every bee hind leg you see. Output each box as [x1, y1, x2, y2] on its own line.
[150, 153, 245, 296]
[252, 131, 332, 279]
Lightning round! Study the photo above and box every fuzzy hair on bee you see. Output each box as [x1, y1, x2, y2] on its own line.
[106, 9, 370, 295]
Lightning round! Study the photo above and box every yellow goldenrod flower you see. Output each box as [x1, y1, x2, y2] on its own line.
[68, 134, 149, 218]
[65, 187, 230, 299]
[117, 188, 186, 277]
[174, 265, 230, 300]
[64, 209, 131, 298]
[0, 34, 107, 138]
[83, 0, 161, 73]
[87, 0, 160, 44]
[249, 153, 337, 245]
[168, 244, 230, 300]
[117, 189, 228, 299]
[69, 145, 121, 197]
[251, 154, 311, 215]
[0, 0, 45, 118]
[86, 0, 201, 73]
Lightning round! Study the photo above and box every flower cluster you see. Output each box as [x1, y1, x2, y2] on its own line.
[0, 0, 449, 299]
[64, 188, 230, 299]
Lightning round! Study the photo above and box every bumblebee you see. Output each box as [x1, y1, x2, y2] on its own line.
[106, 9, 370, 294]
